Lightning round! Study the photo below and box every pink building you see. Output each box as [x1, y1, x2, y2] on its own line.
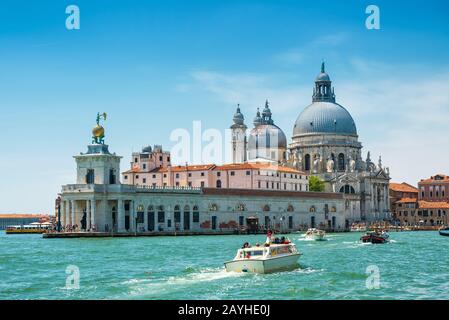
[418, 174, 449, 202]
[122, 145, 308, 192]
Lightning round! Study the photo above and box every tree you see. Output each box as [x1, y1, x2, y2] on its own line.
[309, 176, 325, 192]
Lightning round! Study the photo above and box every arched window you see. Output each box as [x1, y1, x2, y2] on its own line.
[287, 204, 294, 212]
[174, 205, 181, 224]
[339, 185, 355, 194]
[309, 206, 316, 213]
[136, 205, 145, 223]
[305, 154, 311, 171]
[263, 204, 270, 212]
[338, 153, 345, 171]
[193, 205, 200, 223]
[216, 180, 222, 188]
[157, 205, 165, 223]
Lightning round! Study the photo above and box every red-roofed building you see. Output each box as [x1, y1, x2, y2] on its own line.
[418, 174, 449, 203]
[122, 146, 309, 192]
[389, 182, 418, 220]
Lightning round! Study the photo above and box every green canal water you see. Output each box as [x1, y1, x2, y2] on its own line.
[1, 230, 448, 300]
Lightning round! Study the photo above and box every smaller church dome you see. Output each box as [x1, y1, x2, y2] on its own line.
[233, 105, 244, 125]
[253, 108, 262, 126]
[316, 72, 330, 81]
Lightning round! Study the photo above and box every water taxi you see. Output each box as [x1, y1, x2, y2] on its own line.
[439, 227, 449, 237]
[360, 230, 389, 244]
[304, 228, 326, 241]
[224, 242, 301, 274]
[5, 222, 52, 234]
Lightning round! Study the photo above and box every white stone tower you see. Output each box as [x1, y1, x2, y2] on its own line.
[75, 112, 122, 185]
[230, 105, 247, 164]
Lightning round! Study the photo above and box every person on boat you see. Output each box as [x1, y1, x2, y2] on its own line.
[242, 242, 251, 249]
[265, 230, 273, 246]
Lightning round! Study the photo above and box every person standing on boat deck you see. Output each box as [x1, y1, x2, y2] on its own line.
[265, 230, 273, 246]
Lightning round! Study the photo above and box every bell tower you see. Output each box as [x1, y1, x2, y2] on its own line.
[74, 112, 122, 185]
[230, 105, 247, 164]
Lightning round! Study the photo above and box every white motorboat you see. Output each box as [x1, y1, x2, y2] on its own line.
[224, 242, 301, 274]
[304, 228, 326, 241]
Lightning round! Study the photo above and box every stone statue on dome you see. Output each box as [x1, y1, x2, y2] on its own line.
[349, 156, 356, 173]
[313, 155, 321, 174]
[326, 157, 334, 173]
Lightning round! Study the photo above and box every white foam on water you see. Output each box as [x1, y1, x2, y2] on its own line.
[122, 267, 245, 298]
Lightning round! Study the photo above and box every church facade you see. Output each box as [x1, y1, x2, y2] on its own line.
[227, 63, 391, 222]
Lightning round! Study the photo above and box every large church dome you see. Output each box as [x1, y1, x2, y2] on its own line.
[293, 63, 357, 138]
[293, 101, 357, 137]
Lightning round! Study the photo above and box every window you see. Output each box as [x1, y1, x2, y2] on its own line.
[188, 182, 192, 187]
[176, 173, 179, 179]
[86, 169, 95, 184]
[310, 206, 316, 213]
[109, 169, 116, 184]
[217, 172, 221, 177]
[230, 171, 235, 176]
[209, 204, 218, 211]
[188, 173, 192, 177]
[216, 180, 222, 188]
[137, 205, 145, 223]
[246, 171, 251, 176]
[201, 172, 205, 177]
[339, 185, 355, 194]
[174, 205, 181, 223]
[288, 216, 293, 229]
[167, 157, 170, 162]
[287, 205, 294, 212]
[143, 178, 146, 184]
[159, 156, 163, 161]
[305, 154, 311, 171]
[143, 164, 146, 170]
[239, 216, 244, 226]
[134, 158, 138, 163]
[258, 181, 261, 189]
[152, 174, 156, 178]
[193, 206, 200, 222]
[338, 153, 345, 171]
[175, 182, 179, 187]
[200, 181, 205, 187]
[158, 206, 165, 223]
[124, 175, 128, 180]
[136, 175, 139, 179]
[263, 205, 270, 212]
[163, 174, 167, 178]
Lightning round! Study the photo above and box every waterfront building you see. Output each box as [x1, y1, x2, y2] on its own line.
[58, 116, 346, 234]
[0, 214, 50, 230]
[418, 174, 449, 202]
[389, 182, 419, 221]
[288, 63, 391, 222]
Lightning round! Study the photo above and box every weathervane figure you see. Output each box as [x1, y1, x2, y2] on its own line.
[92, 112, 107, 144]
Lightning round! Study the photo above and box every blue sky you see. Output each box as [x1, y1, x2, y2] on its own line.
[0, 0, 448, 213]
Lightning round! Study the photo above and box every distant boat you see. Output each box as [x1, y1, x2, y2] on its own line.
[5, 222, 51, 234]
[439, 227, 449, 237]
[304, 228, 326, 241]
[360, 230, 389, 244]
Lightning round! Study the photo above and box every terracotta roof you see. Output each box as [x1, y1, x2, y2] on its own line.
[202, 188, 341, 199]
[0, 214, 49, 219]
[214, 162, 305, 174]
[395, 198, 418, 204]
[418, 201, 449, 209]
[389, 182, 418, 193]
[419, 174, 449, 184]
[123, 163, 305, 175]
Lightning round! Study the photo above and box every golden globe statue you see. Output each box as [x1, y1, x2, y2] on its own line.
[92, 124, 105, 138]
[92, 112, 107, 144]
